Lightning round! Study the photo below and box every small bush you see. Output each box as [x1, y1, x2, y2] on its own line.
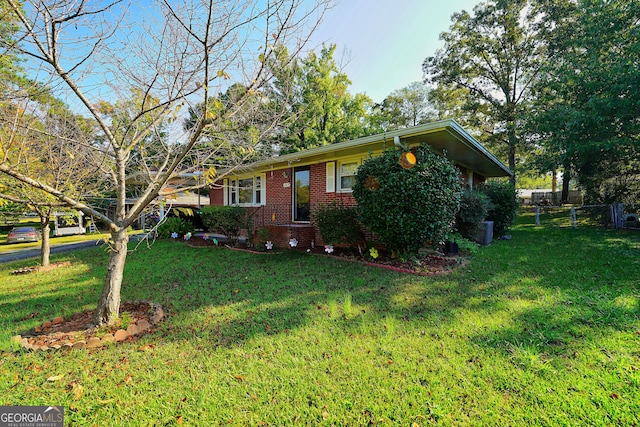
[456, 188, 490, 241]
[157, 216, 195, 239]
[481, 180, 519, 236]
[313, 202, 364, 246]
[200, 205, 248, 244]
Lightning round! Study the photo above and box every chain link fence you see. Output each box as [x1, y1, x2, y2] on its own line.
[529, 203, 640, 229]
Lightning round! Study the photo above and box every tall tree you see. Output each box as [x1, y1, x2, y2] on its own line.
[423, 0, 545, 185]
[375, 82, 436, 131]
[529, 0, 640, 204]
[269, 44, 375, 153]
[0, 0, 330, 326]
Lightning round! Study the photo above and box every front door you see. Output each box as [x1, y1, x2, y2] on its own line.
[294, 166, 310, 222]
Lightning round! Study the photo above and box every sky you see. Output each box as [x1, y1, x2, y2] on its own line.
[308, 0, 481, 103]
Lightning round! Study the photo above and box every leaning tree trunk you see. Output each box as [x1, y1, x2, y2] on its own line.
[40, 217, 51, 267]
[94, 228, 129, 326]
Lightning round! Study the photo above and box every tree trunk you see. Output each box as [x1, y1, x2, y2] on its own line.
[561, 167, 571, 204]
[94, 228, 129, 326]
[507, 119, 517, 187]
[508, 142, 517, 187]
[40, 218, 51, 267]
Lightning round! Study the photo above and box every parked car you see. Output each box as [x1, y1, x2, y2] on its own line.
[6, 226, 42, 244]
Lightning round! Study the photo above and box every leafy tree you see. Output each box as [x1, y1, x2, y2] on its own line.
[529, 0, 640, 204]
[268, 44, 376, 153]
[375, 82, 436, 130]
[184, 83, 275, 170]
[0, 83, 95, 267]
[0, 0, 330, 326]
[423, 0, 545, 185]
[352, 145, 462, 255]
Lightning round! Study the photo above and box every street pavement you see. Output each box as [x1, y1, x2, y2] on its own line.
[0, 240, 105, 263]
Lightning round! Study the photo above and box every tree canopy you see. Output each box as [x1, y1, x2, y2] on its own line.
[423, 0, 545, 185]
[529, 0, 640, 204]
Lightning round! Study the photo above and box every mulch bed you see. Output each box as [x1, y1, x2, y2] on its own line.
[183, 237, 463, 275]
[14, 301, 164, 352]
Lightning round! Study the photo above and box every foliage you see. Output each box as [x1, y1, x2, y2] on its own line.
[200, 205, 248, 243]
[352, 145, 462, 255]
[456, 188, 491, 241]
[312, 202, 364, 246]
[0, 200, 22, 224]
[529, 0, 640, 205]
[423, 0, 544, 183]
[444, 231, 479, 254]
[373, 81, 436, 130]
[267, 44, 378, 153]
[156, 216, 194, 239]
[481, 180, 519, 236]
[253, 226, 272, 251]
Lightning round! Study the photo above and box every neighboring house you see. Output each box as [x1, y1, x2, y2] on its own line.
[106, 172, 210, 230]
[209, 119, 513, 248]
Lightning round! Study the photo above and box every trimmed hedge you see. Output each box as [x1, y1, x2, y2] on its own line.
[352, 145, 462, 255]
[200, 205, 249, 243]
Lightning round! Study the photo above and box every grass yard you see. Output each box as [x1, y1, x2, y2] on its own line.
[1, 213, 639, 426]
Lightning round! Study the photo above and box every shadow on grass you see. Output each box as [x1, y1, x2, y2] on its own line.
[1, 225, 639, 357]
[0, 248, 106, 346]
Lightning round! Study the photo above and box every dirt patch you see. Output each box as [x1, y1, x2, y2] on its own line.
[13, 301, 164, 352]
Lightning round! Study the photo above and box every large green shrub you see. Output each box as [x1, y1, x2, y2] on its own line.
[313, 202, 364, 246]
[200, 205, 248, 243]
[481, 180, 519, 236]
[157, 216, 195, 239]
[456, 188, 490, 241]
[352, 145, 462, 255]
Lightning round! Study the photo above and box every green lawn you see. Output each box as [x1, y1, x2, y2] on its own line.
[1, 214, 639, 426]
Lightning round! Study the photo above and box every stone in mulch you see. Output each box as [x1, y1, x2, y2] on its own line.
[13, 301, 165, 352]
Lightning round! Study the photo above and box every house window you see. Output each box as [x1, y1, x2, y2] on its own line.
[226, 175, 265, 206]
[338, 160, 360, 192]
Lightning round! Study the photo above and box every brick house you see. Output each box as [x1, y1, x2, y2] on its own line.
[209, 119, 512, 248]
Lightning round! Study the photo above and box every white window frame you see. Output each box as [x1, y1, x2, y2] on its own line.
[337, 158, 362, 192]
[224, 174, 266, 207]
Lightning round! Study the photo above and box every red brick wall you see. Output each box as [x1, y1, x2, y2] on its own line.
[264, 168, 293, 223]
[310, 162, 357, 208]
